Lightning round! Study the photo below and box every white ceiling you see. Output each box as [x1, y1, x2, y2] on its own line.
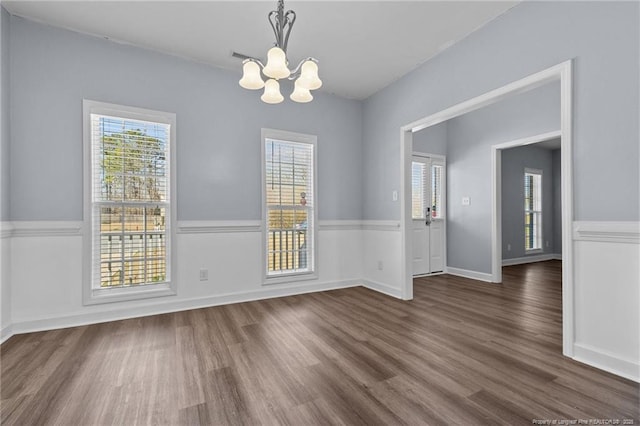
[3, 1, 519, 100]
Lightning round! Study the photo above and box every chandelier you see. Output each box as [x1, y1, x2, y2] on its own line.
[238, 0, 322, 104]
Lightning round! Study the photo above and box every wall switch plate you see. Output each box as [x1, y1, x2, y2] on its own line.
[462, 197, 470, 206]
[507, 243, 511, 251]
[392, 190, 398, 201]
[199, 268, 208, 281]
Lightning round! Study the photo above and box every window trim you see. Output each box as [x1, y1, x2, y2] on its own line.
[82, 99, 177, 305]
[261, 128, 318, 285]
[524, 167, 543, 253]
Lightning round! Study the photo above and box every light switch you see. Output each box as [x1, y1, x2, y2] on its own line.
[462, 197, 470, 206]
[392, 190, 398, 201]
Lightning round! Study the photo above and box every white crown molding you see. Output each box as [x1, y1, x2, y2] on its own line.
[573, 221, 640, 244]
[10, 221, 83, 238]
[177, 220, 262, 234]
[362, 220, 401, 231]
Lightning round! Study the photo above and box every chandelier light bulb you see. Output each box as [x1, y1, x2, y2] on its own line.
[263, 47, 291, 80]
[261, 79, 284, 104]
[239, 61, 265, 90]
[290, 79, 313, 103]
[240, 0, 320, 103]
[297, 60, 322, 90]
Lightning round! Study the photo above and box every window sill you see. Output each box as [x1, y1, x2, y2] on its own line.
[263, 272, 318, 286]
[83, 282, 176, 305]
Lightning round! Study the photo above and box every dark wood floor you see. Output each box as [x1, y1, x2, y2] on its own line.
[1, 261, 638, 425]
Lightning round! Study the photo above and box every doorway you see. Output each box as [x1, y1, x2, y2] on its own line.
[411, 154, 446, 276]
[491, 130, 562, 283]
[399, 60, 573, 357]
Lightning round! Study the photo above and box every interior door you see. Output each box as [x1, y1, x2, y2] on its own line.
[412, 156, 445, 276]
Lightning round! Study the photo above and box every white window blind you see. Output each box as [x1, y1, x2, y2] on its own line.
[265, 137, 315, 277]
[90, 113, 171, 289]
[524, 169, 542, 251]
[412, 162, 426, 219]
[431, 165, 443, 219]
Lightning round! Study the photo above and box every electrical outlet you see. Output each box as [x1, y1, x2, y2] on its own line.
[507, 243, 511, 251]
[462, 197, 470, 206]
[377, 261, 383, 271]
[546, 241, 550, 247]
[392, 190, 398, 201]
[199, 268, 208, 281]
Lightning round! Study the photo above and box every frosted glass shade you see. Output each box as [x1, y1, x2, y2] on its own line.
[239, 61, 265, 90]
[261, 79, 284, 104]
[297, 60, 322, 90]
[290, 80, 313, 103]
[262, 47, 290, 79]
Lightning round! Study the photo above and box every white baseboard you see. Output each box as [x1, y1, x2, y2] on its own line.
[361, 279, 403, 299]
[573, 343, 639, 383]
[7, 280, 361, 339]
[502, 253, 562, 266]
[446, 267, 494, 283]
[1, 324, 13, 344]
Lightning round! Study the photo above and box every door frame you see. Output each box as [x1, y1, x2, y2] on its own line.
[399, 60, 574, 357]
[490, 130, 561, 284]
[412, 152, 447, 277]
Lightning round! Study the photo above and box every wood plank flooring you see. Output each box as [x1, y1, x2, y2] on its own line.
[2, 261, 638, 425]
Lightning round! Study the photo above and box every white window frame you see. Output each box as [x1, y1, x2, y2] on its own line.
[261, 128, 318, 284]
[83, 100, 177, 305]
[524, 168, 543, 253]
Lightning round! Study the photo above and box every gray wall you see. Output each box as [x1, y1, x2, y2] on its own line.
[446, 82, 559, 273]
[501, 144, 556, 260]
[552, 148, 562, 254]
[1, 8, 8, 220]
[8, 15, 363, 222]
[363, 1, 639, 224]
[413, 121, 447, 156]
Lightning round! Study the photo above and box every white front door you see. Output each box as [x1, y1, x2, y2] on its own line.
[412, 156, 445, 276]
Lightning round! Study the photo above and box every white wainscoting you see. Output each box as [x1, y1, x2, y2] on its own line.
[361, 221, 403, 298]
[1, 223, 12, 343]
[3, 220, 639, 384]
[572, 221, 639, 382]
[2, 220, 364, 343]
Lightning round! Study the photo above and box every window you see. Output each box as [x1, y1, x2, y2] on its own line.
[83, 100, 176, 304]
[412, 160, 444, 220]
[524, 169, 542, 251]
[431, 164, 443, 219]
[262, 129, 316, 281]
[412, 161, 426, 219]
